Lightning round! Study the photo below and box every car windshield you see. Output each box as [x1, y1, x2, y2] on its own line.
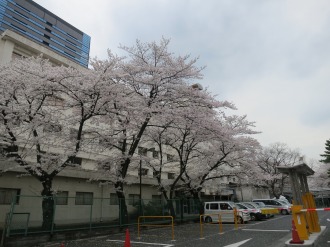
[244, 202, 261, 208]
[255, 202, 266, 207]
[235, 203, 247, 209]
[278, 200, 291, 205]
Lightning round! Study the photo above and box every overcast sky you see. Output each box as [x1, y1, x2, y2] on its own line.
[34, 0, 330, 161]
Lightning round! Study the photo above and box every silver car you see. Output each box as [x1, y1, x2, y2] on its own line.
[204, 201, 251, 224]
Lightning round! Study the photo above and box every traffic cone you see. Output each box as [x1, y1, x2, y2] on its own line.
[124, 228, 131, 247]
[289, 219, 304, 244]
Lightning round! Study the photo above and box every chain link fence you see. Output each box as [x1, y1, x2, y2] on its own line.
[2, 195, 203, 237]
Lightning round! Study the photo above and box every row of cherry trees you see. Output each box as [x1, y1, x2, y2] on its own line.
[0, 38, 304, 228]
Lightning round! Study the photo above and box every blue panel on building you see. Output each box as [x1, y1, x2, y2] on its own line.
[0, 0, 90, 67]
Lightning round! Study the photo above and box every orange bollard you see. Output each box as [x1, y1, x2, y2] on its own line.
[124, 228, 131, 247]
[289, 219, 304, 244]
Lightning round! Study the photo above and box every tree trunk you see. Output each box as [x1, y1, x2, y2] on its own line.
[41, 177, 54, 230]
[190, 189, 204, 214]
[115, 181, 128, 226]
[161, 190, 176, 218]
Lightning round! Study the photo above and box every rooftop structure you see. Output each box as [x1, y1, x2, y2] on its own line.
[0, 0, 90, 67]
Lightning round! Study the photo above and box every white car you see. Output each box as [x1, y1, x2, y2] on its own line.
[204, 201, 251, 224]
[252, 199, 292, 215]
[235, 202, 264, 221]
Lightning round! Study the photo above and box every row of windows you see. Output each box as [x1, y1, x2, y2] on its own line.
[139, 168, 175, 179]
[0, 188, 161, 206]
[0, 0, 90, 67]
[138, 147, 174, 161]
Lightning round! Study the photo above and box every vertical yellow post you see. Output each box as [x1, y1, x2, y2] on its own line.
[307, 193, 320, 232]
[302, 194, 313, 233]
[292, 205, 309, 240]
[234, 208, 238, 230]
[137, 216, 141, 239]
[218, 214, 222, 234]
[200, 215, 204, 239]
[171, 216, 174, 240]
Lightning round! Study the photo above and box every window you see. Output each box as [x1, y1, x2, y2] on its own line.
[152, 150, 159, 159]
[75, 192, 93, 205]
[138, 147, 148, 156]
[3, 146, 18, 158]
[167, 154, 174, 162]
[110, 193, 119, 205]
[68, 156, 82, 166]
[220, 203, 231, 210]
[153, 171, 160, 178]
[210, 203, 219, 210]
[138, 168, 148, 176]
[99, 138, 112, 148]
[128, 194, 140, 205]
[46, 96, 64, 107]
[168, 173, 175, 179]
[0, 188, 20, 205]
[55, 191, 68, 205]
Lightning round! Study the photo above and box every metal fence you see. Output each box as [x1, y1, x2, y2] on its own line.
[2, 195, 202, 237]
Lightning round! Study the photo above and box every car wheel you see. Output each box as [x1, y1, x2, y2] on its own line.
[236, 216, 243, 224]
[204, 216, 212, 223]
[250, 213, 256, 221]
[281, 209, 288, 215]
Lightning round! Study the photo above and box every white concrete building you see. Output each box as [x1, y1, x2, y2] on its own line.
[0, 3, 269, 231]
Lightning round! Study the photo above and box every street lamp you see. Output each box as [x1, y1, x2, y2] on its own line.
[139, 158, 142, 215]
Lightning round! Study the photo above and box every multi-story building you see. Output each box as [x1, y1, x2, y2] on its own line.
[0, 0, 90, 67]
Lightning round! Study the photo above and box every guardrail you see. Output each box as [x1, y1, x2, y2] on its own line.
[200, 208, 243, 239]
[137, 216, 174, 241]
[199, 214, 222, 239]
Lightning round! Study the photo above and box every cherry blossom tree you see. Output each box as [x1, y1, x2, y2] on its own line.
[141, 86, 261, 216]
[182, 115, 260, 202]
[309, 161, 330, 189]
[252, 142, 302, 198]
[90, 38, 205, 223]
[140, 86, 231, 216]
[0, 56, 122, 229]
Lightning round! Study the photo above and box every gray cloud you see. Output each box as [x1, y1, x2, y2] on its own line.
[33, 0, 330, 160]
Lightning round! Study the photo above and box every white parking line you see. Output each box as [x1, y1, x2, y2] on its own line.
[106, 240, 174, 246]
[242, 229, 290, 232]
[224, 238, 252, 247]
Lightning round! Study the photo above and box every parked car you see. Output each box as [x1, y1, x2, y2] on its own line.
[204, 201, 251, 224]
[278, 199, 293, 207]
[244, 201, 275, 218]
[252, 199, 292, 215]
[235, 202, 264, 221]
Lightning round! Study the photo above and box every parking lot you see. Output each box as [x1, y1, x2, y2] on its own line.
[38, 211, 330, 247]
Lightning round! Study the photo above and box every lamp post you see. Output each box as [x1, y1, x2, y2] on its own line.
[139, 158, 142, 215]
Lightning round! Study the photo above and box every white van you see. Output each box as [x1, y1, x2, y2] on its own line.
[252, 199, 291, 215]
[204, 201, 251, 223]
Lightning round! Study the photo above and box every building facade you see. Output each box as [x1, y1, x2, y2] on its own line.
[0, 0, 270, 233]
[0, 0, 90, 67]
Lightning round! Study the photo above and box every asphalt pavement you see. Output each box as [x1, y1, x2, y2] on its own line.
[40, 212, 330, 247]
